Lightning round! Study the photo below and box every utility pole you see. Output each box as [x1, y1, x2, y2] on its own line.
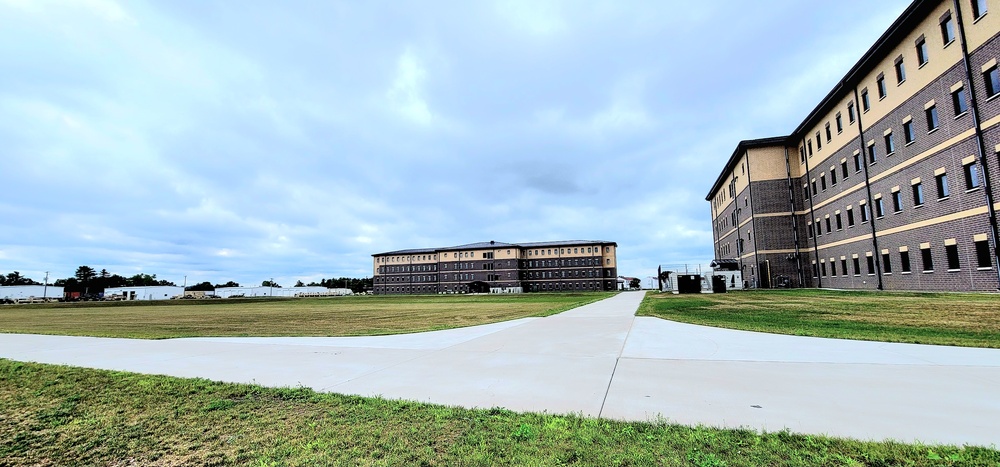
[270, 277, 274, 297]
[43, 271, 49, 301]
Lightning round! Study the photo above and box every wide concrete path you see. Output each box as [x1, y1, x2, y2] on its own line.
[2, 291, 999, 447]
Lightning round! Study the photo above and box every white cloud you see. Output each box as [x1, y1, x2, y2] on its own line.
[386, 48, 434, 126]
[494, 0, 567, 36]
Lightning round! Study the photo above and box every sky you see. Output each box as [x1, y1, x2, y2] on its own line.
[0, 0, 913, 287]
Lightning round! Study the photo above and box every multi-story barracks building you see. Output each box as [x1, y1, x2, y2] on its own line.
[372, 240, 618, 294]
[707, 0, 1000, 291]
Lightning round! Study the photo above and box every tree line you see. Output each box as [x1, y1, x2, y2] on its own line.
[2, 267, 373, 295]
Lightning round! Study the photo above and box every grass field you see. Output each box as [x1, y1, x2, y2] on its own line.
[0, 293, 612, 339]
[3, 359, 997, 466]
[638, 289, 1000, 348]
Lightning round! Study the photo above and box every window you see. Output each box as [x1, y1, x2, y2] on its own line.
[820, 174, 827, 191]
[853, 153, 862, 172]
[975, 237, 993, 268]
[884, 131, 895, 154]
[866, 255, 876, 275]
[841, 258, 848, 276]
[877, 74, 887, 99]
[936, 172, 950, 198]
[847, 207, 855, 227]
[836, 113, 843, 133]
[926, 104, 939, 131]
[816, 132, 822, 150]
[830, 169, 837, 186]
[825, 217, 832, 233]
[913, 182, 924, 206]
[811, 180, 818, 196]
[841, 161, 849, 179]
[972, 0, 988, 19]
[835, 212, 843, 230]
[875, 197, 885, 217]
[804, 185, 811, 200]
[826, 124, 832, 142]
[821, 262, 827, 277]
[941, 13, 955, 44]
[946, 242, 960, 270]
[808, 139, 813, 156]
[900, 250, 912, 273]
[892, 191, 903, 213]
[848, 102, 856, 123]
[815, 218, 822, 236]
[903, 120, 915, 144]
[853, 257, 861, 275]
[860, 202, 870, 222]
[916, 36, 929, 66]
[953, 86, 968, 114]
[868, 142, 877, 164]
[894, 57, 906, 83]
[800, 146, 806, 162]
[830, 260, 838, 277]
[861, 89, 871, 112]
[985, 65, 1000, 98]
[965, 162, 981, 190]
[921, 246, 934, 272]
[807, 222, 814, 238]
[882, 252, 892, 274]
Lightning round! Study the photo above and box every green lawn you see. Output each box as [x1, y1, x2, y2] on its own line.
[3, 359, 996, 466]
[0, 292, 612, 339]
[638, 289, 1000, 348]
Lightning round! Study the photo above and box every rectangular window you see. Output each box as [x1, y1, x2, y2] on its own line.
[825, 217, 832, 233]
[892, 191, 903, 213]
[853, 257, 861, 275]
[965, 162, 981, 190]
[953, 86, 968, 114]
[946, 243, 960, 270]
[941, 13, 955, 44]
[835, 212, 842, 230]
[853, 153, 862, 172]
[821, 262, 827, 277]
[926, 104, 939, 131]
[922, 247, 934, 272]
[894, 57, 906, 84]
[877, 74, 887, 99]
[903, 120, 915, 144]
[975, 238, 993, 268]
[830, 261, 837, 276]
[860, 203, 870, 222]
[841, 258, 848, 275]
[882, 252, 892, 274]
[836, 113, 843, 133]
[825, 123, 832, 142]
[804, 185, 810, 200]
[807, 222, 813, 238]
[875, 198, 885, 217]
[848, 102, 856, 123]
[841, 161, 849, 179]
[973, 0, 988, 20]
[884, 131, 895, 154]
[900, 250, 912, 273]
[815, 218, 822, 237]
[936, 172, 950, 198]
[820, 174, 827, 191]
[812, 180, 818, 196]
[985, 65, 1000, 98]
[830, 169, 837, 186]
[816, 132, 822, 150]
[861, 89, 871, 111]
[913, 182, 924, 205]
[847, 208, 855, 227]
[808, 140, 813, 156]
[916, 37, 929, 66]
[866, 255, 875, 275]
[800, 146, 806, 162]
[868, 142, 877, 164]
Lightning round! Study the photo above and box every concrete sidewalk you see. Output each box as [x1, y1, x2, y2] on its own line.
[1, 291, 998, 447]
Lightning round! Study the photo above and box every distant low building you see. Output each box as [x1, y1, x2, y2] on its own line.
[104, 286, 184, 301]
[213, 286, 349, 298]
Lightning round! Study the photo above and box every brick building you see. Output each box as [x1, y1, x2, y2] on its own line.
[372, 240, 618, 294]
[707, 0, 1000, 291]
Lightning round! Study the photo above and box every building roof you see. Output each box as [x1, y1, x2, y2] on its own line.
[373, 240, 617, 256]
[704, 136, 790, 201]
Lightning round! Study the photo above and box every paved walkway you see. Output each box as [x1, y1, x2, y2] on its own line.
[2, 291, 998, 447]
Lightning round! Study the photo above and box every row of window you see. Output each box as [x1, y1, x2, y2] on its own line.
[806, 162, 979, 238]
[812, 235, 993, 278]
[800, 2, 995, 164]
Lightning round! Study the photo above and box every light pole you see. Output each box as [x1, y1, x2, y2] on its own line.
[43, 271, 49, 301]
[269, 277, 274, 297]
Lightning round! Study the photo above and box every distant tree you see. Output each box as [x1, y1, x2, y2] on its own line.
[125, 273, 174, 287]
[294, 280, 305, 287]
[629, 278, 641, 289]
[186, 281, 214, 291]
[214, 281, 240, 288]
[1, 271, 40, 286]
[74, 266, 96, 283]
[99, 269, 110, 279]
[313, 277, 372, 293]
[261, 280, 281, 288]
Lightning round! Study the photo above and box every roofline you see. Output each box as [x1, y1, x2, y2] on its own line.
[372, 240, 618, 257]
[704, 136, 790, 201]
[790, 0, 937, 139]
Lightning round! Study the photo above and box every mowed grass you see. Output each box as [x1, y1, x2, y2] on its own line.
[638, 289, 1000, 348]
[3, 360, 997, 466]
[0, 293, 612, 339]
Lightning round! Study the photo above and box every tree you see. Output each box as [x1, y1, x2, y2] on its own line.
[294, 280, 305, 287]
[629, 278, 641, 290]
[186, 281, 214, 291]
[1, 271, 40, 286]
[214, 281, 240, 288]
[261, 280, 281, 288]
[74, 266, 96, 283]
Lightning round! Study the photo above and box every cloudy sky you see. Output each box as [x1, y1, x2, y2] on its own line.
[0, 0, 912, 287]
